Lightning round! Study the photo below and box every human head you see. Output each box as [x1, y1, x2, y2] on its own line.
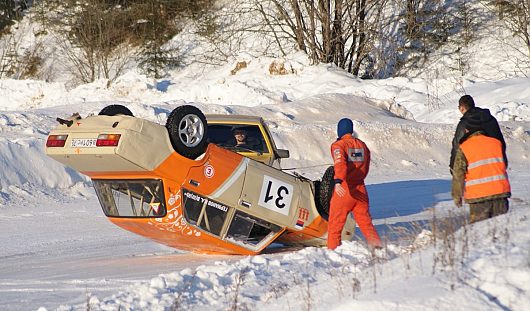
[233, 129, 246, 144]
[458, 95, 475, 114]
[337, 118, 354, 138]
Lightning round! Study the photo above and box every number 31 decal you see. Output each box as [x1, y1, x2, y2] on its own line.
[259, 175, 294, 216]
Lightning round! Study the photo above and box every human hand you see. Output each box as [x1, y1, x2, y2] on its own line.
[454, 197, 462, 208]
[335, 183, 346, 197]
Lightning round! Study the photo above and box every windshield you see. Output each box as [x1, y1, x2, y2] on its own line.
[93, 179, 166, 218]
[207, 124, 269, 153]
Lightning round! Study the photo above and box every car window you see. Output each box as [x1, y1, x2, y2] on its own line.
[182, 189, 229, 236]
[93, 179, 166, 218]
[226, 211, 281, 246]
[207, 124, 269, 153]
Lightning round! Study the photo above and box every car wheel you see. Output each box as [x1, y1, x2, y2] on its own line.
[166, 105, 208, 159]
[98, 104, 134, 116]
[316, 166, 334, 220]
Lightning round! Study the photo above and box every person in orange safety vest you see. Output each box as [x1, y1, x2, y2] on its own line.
[451, 114, 511, 223]
[327, 118, 382, 250]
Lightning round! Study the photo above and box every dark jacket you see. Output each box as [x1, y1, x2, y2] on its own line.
[450, 107, 507, 174]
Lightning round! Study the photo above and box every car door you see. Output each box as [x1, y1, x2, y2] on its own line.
[237, 159, 299, 227]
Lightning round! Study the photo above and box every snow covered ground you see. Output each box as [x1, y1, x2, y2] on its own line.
[1, 10, 530, 311]
[0, 55, 529, 310]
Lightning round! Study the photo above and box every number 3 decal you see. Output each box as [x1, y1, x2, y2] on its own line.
[259, 175, 294, 216]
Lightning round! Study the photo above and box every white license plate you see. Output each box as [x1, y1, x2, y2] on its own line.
[71, 138, 97, 148]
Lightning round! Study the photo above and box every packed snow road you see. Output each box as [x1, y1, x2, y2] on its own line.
[0, 197, 241, 311]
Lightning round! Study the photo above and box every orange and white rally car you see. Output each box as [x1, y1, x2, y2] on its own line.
[45, 105, 354, 255]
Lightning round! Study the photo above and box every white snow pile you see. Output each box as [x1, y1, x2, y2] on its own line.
[54, 205, 530, 311]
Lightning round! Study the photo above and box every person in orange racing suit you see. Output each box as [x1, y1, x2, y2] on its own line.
[327, 118, 382, 250]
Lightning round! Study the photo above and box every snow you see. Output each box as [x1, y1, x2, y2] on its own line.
[1, 6, 530, 311]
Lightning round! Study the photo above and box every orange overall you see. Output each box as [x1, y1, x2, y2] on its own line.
[327, 134, 382, 250]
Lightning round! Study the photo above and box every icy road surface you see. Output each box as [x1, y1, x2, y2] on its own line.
[0, 198, 239, 310]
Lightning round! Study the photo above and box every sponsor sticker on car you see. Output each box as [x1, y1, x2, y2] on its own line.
[183, 189, 229, 212]
[295, 219, 304, 229]
[71, 138, 97, 148]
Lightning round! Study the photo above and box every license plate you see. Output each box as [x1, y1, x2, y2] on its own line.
[71, 138, 97, 148]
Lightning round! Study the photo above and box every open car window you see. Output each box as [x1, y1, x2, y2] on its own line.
[93, 179, 166, 218]
[182, 189, 230, 237]
[226, 211, 281, 246]
[182, 189, 281, 248]
[207, 124, 269, 153]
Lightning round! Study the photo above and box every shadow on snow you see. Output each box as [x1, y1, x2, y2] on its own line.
[364, 179, 457, 243]
[368, 179, 451, 219]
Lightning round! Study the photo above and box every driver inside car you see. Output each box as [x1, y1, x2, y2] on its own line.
[233, 129, 248, 147]
[229, 128, 261, 152]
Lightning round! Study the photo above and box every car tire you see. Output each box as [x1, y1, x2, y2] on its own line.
[98, 104, 134, 117]
[315, 165, 334, 220]
[166, 105, 209, 159]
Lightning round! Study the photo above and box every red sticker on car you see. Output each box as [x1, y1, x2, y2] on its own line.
[298, 208, 309, 221]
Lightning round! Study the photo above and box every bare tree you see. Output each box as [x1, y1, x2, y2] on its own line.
[455, 0, 476, 47]
[256, 0, 387, 77]
[0, 32, 19, 78]
[0, 21, 45, 80]
[48, 0, 137, 84]
[487, 0, 530, 57]
[45, 0, 216, 83]
[173, 1, 288, 66]
[395, 0, 452, 72]
[0, 0, 23, 35]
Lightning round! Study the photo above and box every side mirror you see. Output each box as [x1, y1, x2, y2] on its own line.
[276, 149, 290, 159]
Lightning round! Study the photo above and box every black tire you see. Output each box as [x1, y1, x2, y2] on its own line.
[315, 166, 334, 220]
[165, 105, 208, 159]
[98, 104, 134, 117]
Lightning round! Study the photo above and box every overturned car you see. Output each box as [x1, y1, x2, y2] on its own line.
[45, 104, 354, 255]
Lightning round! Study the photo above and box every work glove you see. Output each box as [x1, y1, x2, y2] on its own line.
[454, 197, 462, 208]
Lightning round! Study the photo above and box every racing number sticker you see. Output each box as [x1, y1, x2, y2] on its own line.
[204, 164, 215, 178]
[258, 175, 293, 216]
